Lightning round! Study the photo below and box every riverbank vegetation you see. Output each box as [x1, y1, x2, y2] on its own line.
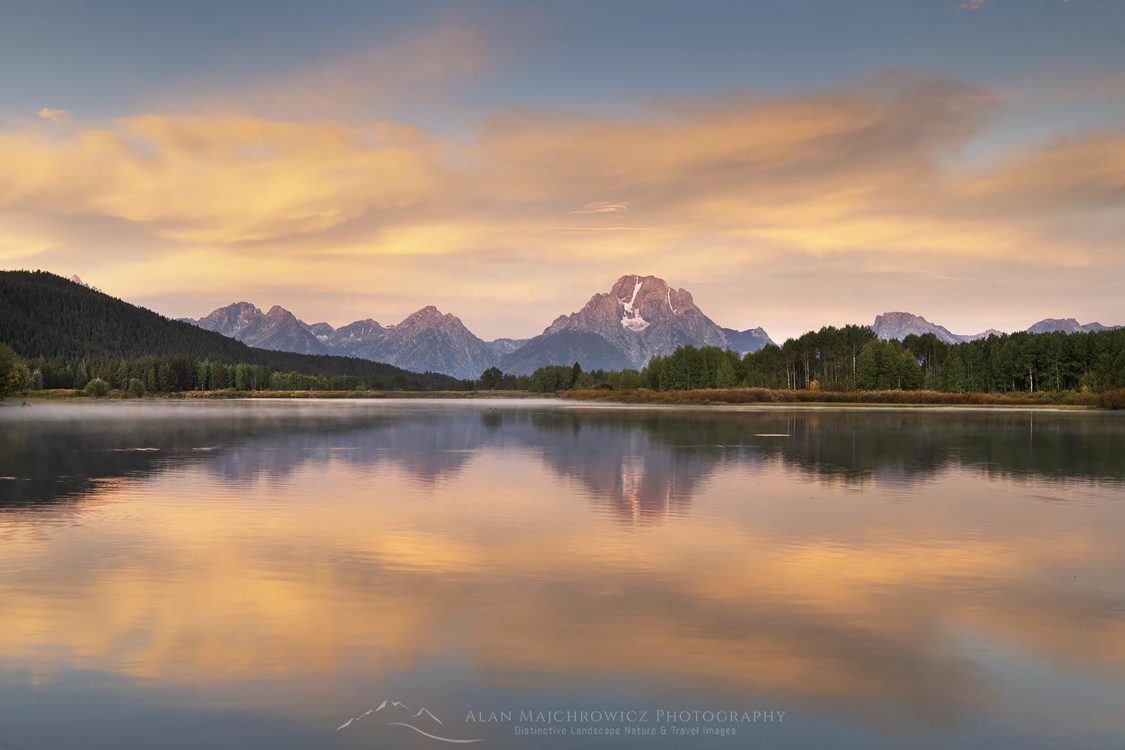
[647, 327, 1125, 393]
[528, 327, 1125, 408]
[564, 387, 1106, 408]
[0, 346, 468, 397]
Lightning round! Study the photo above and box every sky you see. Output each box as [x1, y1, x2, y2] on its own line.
[1, 0, 1123, 342]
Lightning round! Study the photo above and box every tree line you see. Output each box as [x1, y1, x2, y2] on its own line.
[0, 346, 462, 396]
[514, 327, 1125, 394]
[478, 363, 646, 393]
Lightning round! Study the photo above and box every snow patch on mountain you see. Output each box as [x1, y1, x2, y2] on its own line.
[620, 276, 650, 331]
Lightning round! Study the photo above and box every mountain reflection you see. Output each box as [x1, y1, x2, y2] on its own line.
[3, 402, 1124, 519]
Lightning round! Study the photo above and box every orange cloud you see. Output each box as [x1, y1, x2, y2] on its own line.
[0, 115, 442, 243]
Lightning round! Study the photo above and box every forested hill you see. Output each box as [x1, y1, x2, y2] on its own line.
[0, 271, 464, 389]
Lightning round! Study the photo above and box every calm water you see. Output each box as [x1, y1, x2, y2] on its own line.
[0, 400, 1122, 749]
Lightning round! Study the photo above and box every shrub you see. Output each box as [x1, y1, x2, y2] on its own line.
[0, 343, 30, 395]
[1096, 389, 1125, 410]
[127, 378, 146, 397]
[83, 377, 110, 397]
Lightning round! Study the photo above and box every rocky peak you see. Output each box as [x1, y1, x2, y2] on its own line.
[609, 274, 699, 331]
[396, 305, 461, 331]
[1027, 318, 1081, 334]
[541, 274, 727, 367]
[333, 318, 384, 337]
[196, 301, 264, 337]
[264, 304, 297, 320]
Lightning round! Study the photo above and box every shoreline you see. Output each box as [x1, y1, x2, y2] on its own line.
[562, 387, 1111, 409]
[5, 387, 1120, 410]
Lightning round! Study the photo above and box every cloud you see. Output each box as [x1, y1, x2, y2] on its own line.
[1, 73, 1122, 338]
[571, 201, 629, 214]
[957, 0, 1071, 10]
[0, 115, 443, 243]
[37, 107, 72, 124]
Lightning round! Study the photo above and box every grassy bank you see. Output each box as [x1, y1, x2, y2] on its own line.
[9, 387, 1125, 409]
[565, 387, 1117, 408]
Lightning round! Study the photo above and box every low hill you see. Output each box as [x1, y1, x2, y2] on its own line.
[0, 271, 463, 389]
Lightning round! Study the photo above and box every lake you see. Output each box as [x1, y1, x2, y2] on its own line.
[0, 400, 1122, 749]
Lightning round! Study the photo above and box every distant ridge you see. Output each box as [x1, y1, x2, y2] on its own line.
[873, 312, 1000, 344]
[873, 311, 1122, 343]
[1027, 318, 1122, 335]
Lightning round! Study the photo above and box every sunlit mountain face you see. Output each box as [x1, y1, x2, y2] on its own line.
[1, 401, 1123, 749]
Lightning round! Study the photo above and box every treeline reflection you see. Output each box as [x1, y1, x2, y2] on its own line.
[2, 402, 1123, 517]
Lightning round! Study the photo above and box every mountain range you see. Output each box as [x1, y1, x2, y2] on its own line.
[873, 311, 1121, 345]
[183, 276, 1121, 378]
[1025, 318, 1121, 335]
[871, 312, 1003, 344]
[186, 274, 776, 379]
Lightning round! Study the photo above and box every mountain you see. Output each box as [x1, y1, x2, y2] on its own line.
[193, 302, 328, 355]
[0, 271, 463, 389]
[500, 330, 634, 374]
[195, 301, 262, 339]
[1027, 318, 1122, 335]
[872, 312, 999, 345]
[363, 306, 496, 380]
[721, 326, 775, 354]
[327, 318, 386, 359]
[501, 274, 762, 374]
[545, 275, 728, 363]
[68, 274, 102, 293]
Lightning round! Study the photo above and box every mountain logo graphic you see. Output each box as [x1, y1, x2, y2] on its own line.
[336, 699, 484, 744]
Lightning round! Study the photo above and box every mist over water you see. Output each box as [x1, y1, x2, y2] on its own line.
[0, 400, 1122, 749]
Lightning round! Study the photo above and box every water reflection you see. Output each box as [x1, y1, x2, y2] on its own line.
[3, 401, 1124, 517]
[0, 401, 1122, 749]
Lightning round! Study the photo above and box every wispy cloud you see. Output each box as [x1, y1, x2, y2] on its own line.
[571, 201, 629, 214]
[37, 107, 72, 124]
[958, 0, 1070, 10]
